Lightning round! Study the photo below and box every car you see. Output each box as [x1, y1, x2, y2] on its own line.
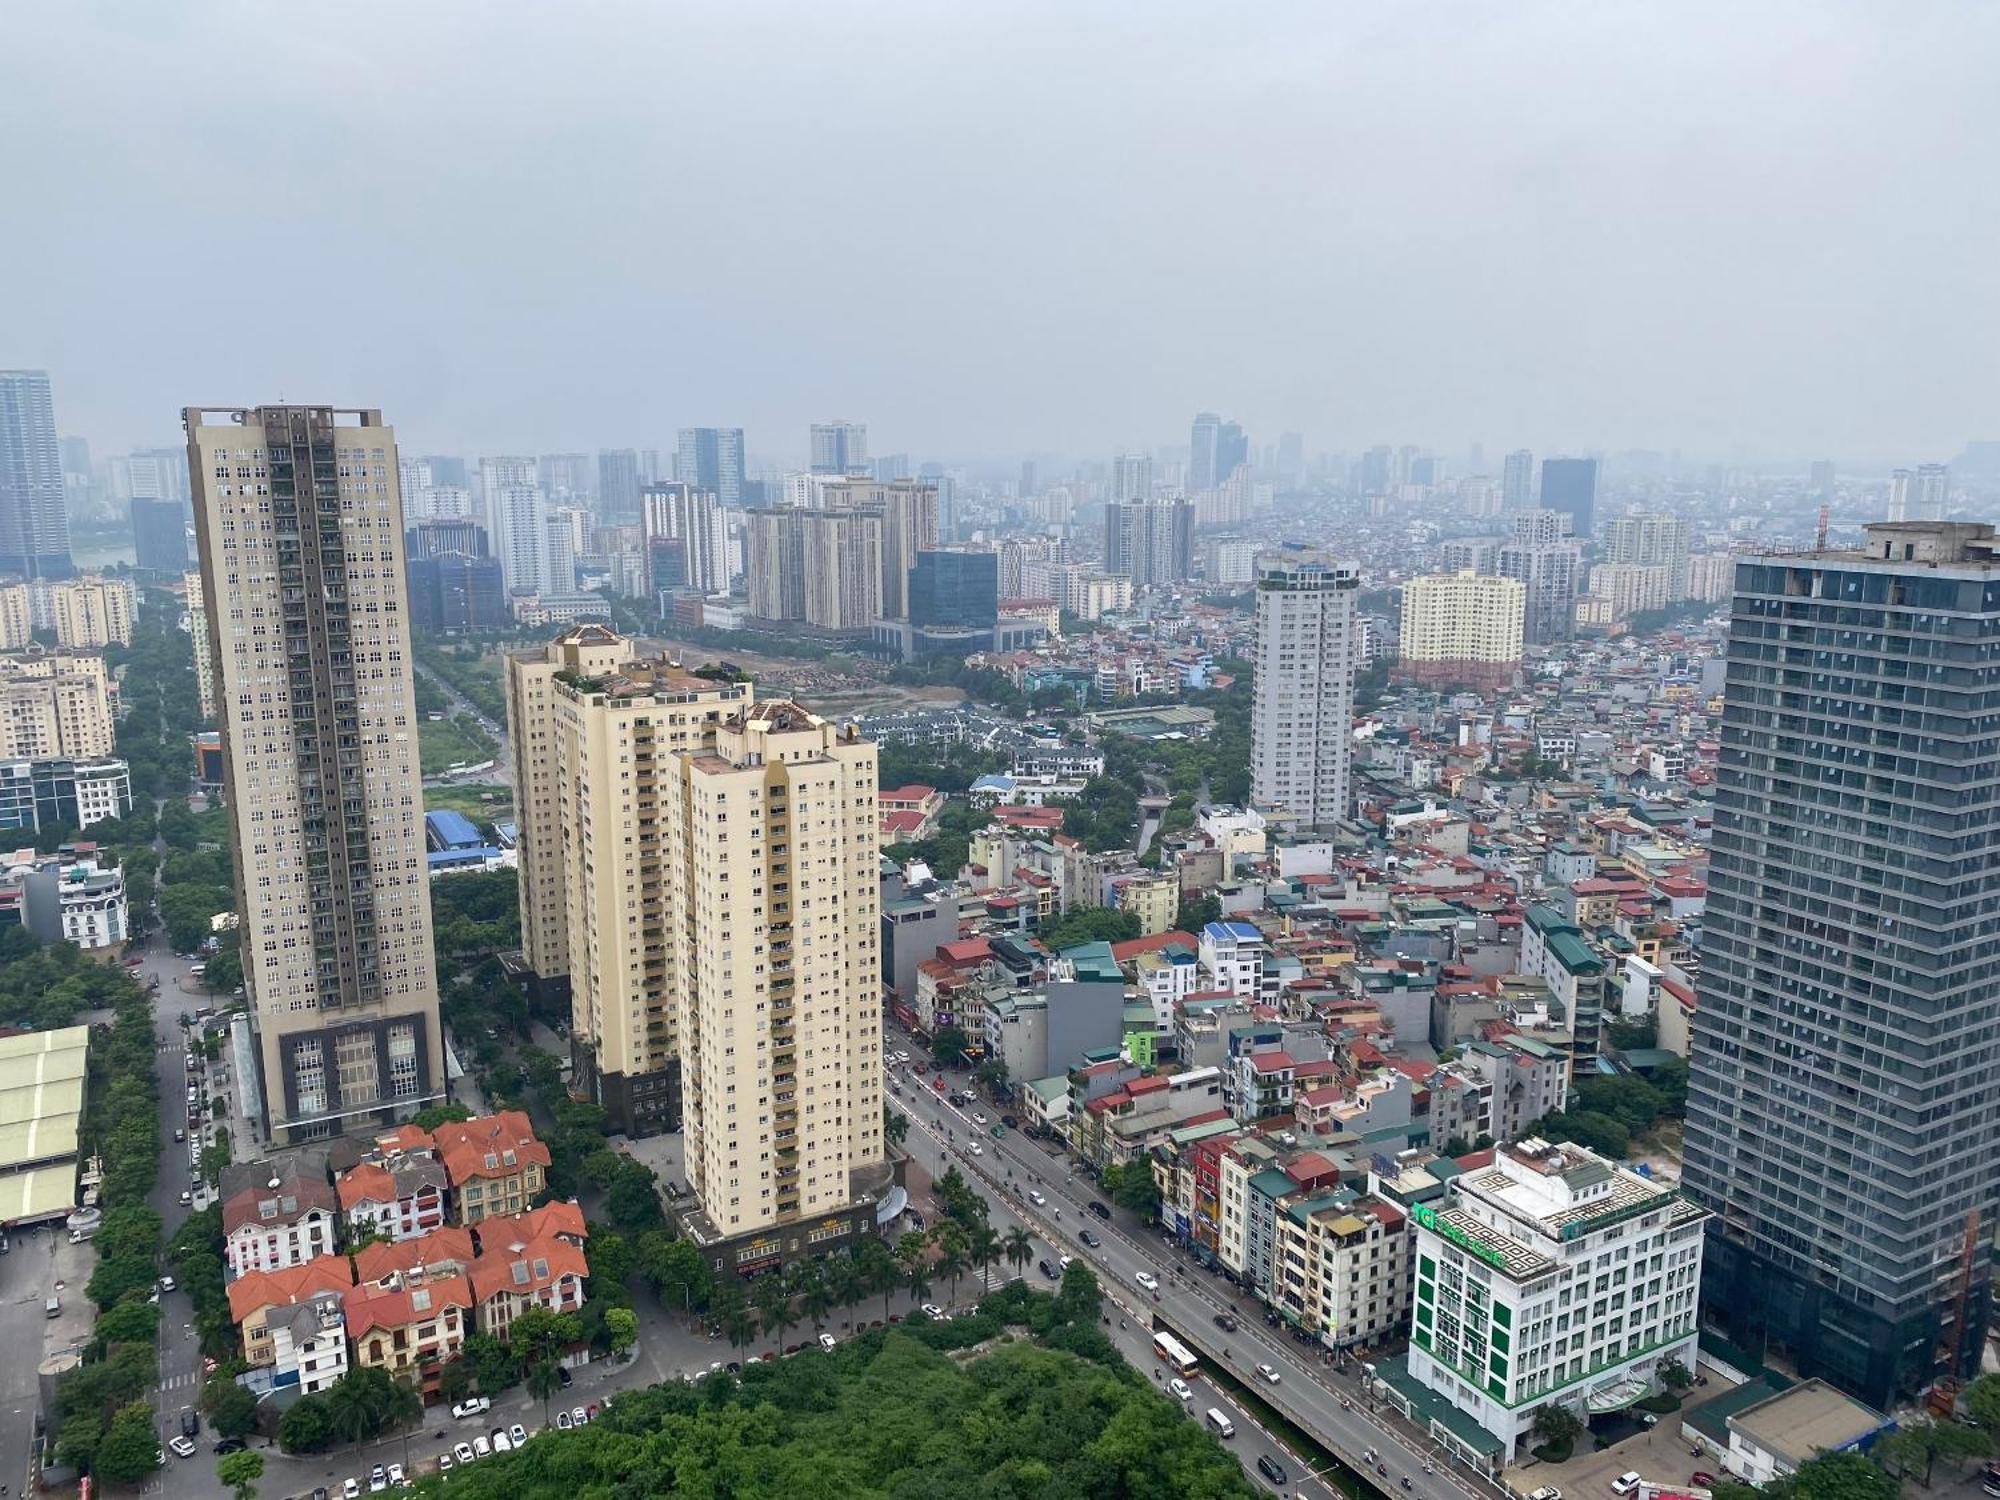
[1529, 1488, 1564, 1500]
[556, 1410, 573, 1430]
[1254, 1362, 1281, 1385]
[587, 1403, 600, 1420]
[180, 1407, 200, 1437]
[158, 1274, 176, 1293]
[1168, 1377, 1193, 1402]
[1214, 1312, 1239, 1332]
[1000, 1115, 1018, 1129]
[967, 1142, 983, 1156]
[342, 1482, 361, 1500]
[971, 1111, 987, 1125]
[1079, 1229, 1101, 1249]
[818, 1333, 838, 1352]
[1027, 1189, 1046, 1205]
[921, 1303, 946, 1320]
[1257, 1454, 1291, 1485]
[452, 1396, 491, 1420]
[1612, 1474, 1644, 1495]
[214, 1437, 246, 1455]
[1057, 1253, 1074, 1269]
[1038, 1258, 1059, 1279]
[508, 1424, 528, 1447]
[369, 1464, 389, 1493]
[178, 1189, 191, 1205]
[1088, 1199, 1111, 1219]
[168, 1436, 196, 1459]
[472, 1434, 492, 1458]
[437, 1452, 454, 1474]
[386, 1464, 405, 1487]
[452, 1441, 475, 1464]
[1691, 1478, 1717, 1491]
[558, 1364, 573, 1387]
[490, 1428, 512, 1452]
[1136, 1271, 1159, 1292]
[314, 1488, 332, 1500]
[173, 1128, 185, 1142]
[570, 1406, 589, 1427]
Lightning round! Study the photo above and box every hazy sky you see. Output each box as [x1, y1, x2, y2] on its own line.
[5, 1, 1995, 469]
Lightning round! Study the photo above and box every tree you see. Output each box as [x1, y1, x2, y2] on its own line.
[635, 1230, 712, 1314]
[412, 1101, 473, 1131]
[796, 1262, 835, 1333]
[934, 1222, 970, 1302]
[435, 1357, 472, 1405]
[719, 1292, 758, 1357]
[1782, 1450, 1902, 1500]
[1055, 1259, 1101, 1325]
[94, 1400, 166, 1484]
[216, 1448, 264, 1500]
[327, 1371, 384, 1445]
[202, 1375, 260, 1439]
[753, 1272, 797, 1348]
[604, 1305, 639, 1359]
[524, 1357, 563, 1428]
[1873, 1419, 1990, 1485]
[968, 1223, 1003, 1294]
[932, 1026, 971, 1067]
[1531, 1403, 1583, 1453]
[1036, 906, 1141, 953]
[93, 1295, 163, 1348]
[858, 1236, 901, 1320]
[278, 1392, 333, 1453]
[1102, 1162, 1162, 1221]
[1962, 1373, 2000, 1433]
[1003, 1226, 1034, 1281]
[1657, 1357, 1693, 1392]
[509, 1307, 583, 1368]
[826, 1249, 865, 1317]
[884, 1104, 909, 1146]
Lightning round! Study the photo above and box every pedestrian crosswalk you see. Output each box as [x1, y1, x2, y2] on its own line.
[157, 1368, 199, 1393]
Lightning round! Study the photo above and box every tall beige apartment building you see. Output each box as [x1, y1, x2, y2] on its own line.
[49, 575, 135, 648]
[0, 585, 30, 648]
[0, 647, 116, 758]
[1398, 571, 1526, 691]
[744, 508, 883, 630]
[822, 478, 938, 619]
[507, 627, 892, 1271]
[184, 569, 217, 719]
[186, 406, 444, 1143]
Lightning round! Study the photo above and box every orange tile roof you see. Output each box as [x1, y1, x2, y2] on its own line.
[469, 1234, 589, 1306]
[226, 1253, 355, 1324]
[344, 1271, 473, 1340]
[336, 1162, 395, 1211]
[474, 1200, 588, 1256]
[354, 1226, 477, 1287]
[432, 1111, 551, 1187]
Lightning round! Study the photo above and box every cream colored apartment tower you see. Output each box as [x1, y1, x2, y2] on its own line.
[505, 625, 752, 1136]
[1398, 571, 1526, 689]
[669, 702, 884, 1239]
[184, 569, 217, 719]
[50, 575, 136, 648]
[185, 406, 444, 1143]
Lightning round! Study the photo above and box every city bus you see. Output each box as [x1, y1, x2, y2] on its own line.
[1152, 1329, 1199, 1378]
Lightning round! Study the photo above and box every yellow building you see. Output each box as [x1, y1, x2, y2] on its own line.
[0, 648, 115, 758]
[1113, 870, 1180, 935]
[48, 576, 135, 648]
[1397, 571, 1524, 691]
[505, 625, 750, 1137]
[0, 585, 31, 649]
[184, 570, 216, 719]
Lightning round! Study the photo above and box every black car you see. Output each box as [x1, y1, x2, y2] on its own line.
[213, 1437, 246, 1456]
[1214, 1312, 1239, 1332]
[1078, 1229, 1101, 1249]
[1257, 1454, 1290, 1485]
[179, 1407, 199, 1437]
[558, 1365, 573, 1388]
[1087, 1200, 1111, 1220]
[1037, 1259, 1059, 1279]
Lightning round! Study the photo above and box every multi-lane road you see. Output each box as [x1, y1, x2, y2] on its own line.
[885, 1025, 1502, 1500]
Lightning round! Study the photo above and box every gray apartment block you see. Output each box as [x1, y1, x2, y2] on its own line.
[1683, 522, 2000, 1409]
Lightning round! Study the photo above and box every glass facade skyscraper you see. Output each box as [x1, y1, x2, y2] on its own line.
[1683, 520, 2000, 1409]
[0, 371, 75, 580]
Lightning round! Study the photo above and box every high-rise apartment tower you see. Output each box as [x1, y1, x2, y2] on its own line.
[1250, 548, 1359, 827]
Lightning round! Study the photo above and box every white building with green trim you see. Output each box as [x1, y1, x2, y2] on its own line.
[1401, 1138, 1707, 1464]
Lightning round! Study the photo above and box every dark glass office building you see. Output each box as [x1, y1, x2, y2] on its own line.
[0, 370, 74, 579]
[1683, 521, 2000, 1409]
[908, 548, 997, 629]
[408, 551, 506, 634]
[1538, 457, 1598, 539]
[131, 497, 189, 573]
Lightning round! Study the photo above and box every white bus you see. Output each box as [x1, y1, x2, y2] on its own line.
[1152, 1329, 1199, 1378]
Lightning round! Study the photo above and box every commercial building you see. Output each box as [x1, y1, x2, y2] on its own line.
[408, 551, 506, 634]
[1251, 548, 1359, 827]
[669, 701, 892, 1274]
[675, 427, 745, 509]
[505, 628, 751, 1135]
[187, 405, 445, 1143]
[1537, 457, 1598, 538]
[0, 756, 131, 835]
[1398, 572, 1525, 691]
[405, 518, 487, 561]
[132, 496, 190, 574]
[0, 648, 115, 759]
[1396, 1139, 1707, 1466]
[874, 547, 1043, 661]
[0, 371, 73, 580]
[183, 569, 216, 719]
[1190, 411, 1248, 493]
[1683, 521, 2000, 1408]
[596, 449, 642, 521]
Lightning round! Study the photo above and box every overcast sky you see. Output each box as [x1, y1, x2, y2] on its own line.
[4, 1, 1994, 470]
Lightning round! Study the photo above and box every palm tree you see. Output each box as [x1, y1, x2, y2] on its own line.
[826, 1250, 866, 1322]
[1003, 1226, 1033, 1282]
[723, 1299, 758, 1359]
[859, 1240, 901, 1321]
[934, 1223, 969, 1304]
[524, 1358, 562, 1429]
[968, 1224, 1002, 1294]
[327, 1376, 378, 1446]
[751, 1274, 794, 1351]
[904, 1260, 933, 1311]
[894, 1230, 931, 1313]
[797, 1263, 836, 1334]
[386, 1377, 424, 1479]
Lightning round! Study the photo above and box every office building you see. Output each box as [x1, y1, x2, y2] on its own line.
[1250, 548, 1359, 827]
[0, 372, 73, 581]
[1500, 449, 1534, 510]
[1683, 521, 2000, 1408]
[409, 552, 506, 635]
[124, 446, 192, 506]
[675, 428, 745, 509]
[810, 421, 868, 476]
[405, 519, 488, 562]
[505, 628, 746, 1134]
[670, 700, 889, 1270]
[642, 481, 728, 597]
[1190, 412, 1248, 494]
[184, 569, 216, 719]
[0, 755, 132, 835]
[1538, 457, 1598, 538]
[1887, 464, 1949, 523]
[132, 497, 190, 573]
[1398, 572, 1525, 691]
[1604, 512, 1691, 599]
[596, 449, 642, 521]
[47, 575, 135, 648]
[1104, 497, 1194, 588]
[186, 405, 444, 1143]
[1110, 452, 1151, 502]
[1399, 1138, 1707, 1466]
[1498, 510, 1583, 645]
[872, 548, 1042, 661]
[0, 648, 115, 758]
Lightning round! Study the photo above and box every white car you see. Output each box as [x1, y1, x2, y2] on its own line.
[342, 1482, 360, 1500]
[387, 1463, 405, 1486]
[967, 1142, 983, 1156]
[158, 1275, 176, 1293]
[437, 1452, 454, 1474]
[556, 1410, 573, 1430]
[168, 1435, 197, 1459]
[1612, 1475, 1643, 1496]
[1528, 1489, 1563, 1500]
[1168, 1377, 1193, 1402]
[1027, 1189, 1046, 1205]
[1136, 1271, 1159, 1292]
[453, 1441, 475, 1465]
[508, 1423, 528, 1447]
[818, 1333, 837, 1352]
[570, 1406, 589, 1427]
[451, 1397, 490, 1420]
[489, 1428, 512, 1452]
[1255, 1362, 1281, 1385]
[921, 1303, 946, 1320]
[971, 1111, 987, 1125]
[472, 1434, 492, 1458]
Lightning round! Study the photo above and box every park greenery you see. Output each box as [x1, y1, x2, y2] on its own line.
[1525, 1065, 1689, 1161]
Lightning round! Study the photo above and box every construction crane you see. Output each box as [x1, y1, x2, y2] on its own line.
[1927, 1208, 1982, 1418]
[1815, 503, 1830, 551]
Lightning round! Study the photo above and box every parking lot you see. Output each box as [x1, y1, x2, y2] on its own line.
[1506, 1411, 1707, 1500]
